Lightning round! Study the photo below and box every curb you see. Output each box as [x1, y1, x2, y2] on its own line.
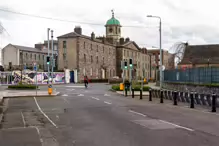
[2, 92, 60, 98]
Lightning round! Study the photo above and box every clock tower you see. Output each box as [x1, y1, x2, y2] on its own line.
[105, 10, 121, 42]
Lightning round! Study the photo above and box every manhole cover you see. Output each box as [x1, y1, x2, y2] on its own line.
[132, 119, 177, 130]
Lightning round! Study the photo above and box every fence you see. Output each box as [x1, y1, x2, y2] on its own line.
[164, 67, 219, 84]
[0, 70, 65, 85]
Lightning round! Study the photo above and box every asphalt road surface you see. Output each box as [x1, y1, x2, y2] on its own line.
[1, 83, 219, 146]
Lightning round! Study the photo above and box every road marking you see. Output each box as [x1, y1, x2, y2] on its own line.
[159, 120, 194, 132]
[104, 101, 112, 105]
[33, 97, 58, 128]
[62, 94, 68, 96]
[104, 94, 110, 96]
[78, 94, 84, 96]
[62, 97, 69, 104]
[91, 97, 100, 100]
[21, 112, 26, 127]
[129, 110, 147, 117]
[66, 86, 84, 88]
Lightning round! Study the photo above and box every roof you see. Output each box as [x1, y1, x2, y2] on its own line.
[121, 41, 141, 50]
[58, 32, 115, 47]
[106, 17, 120, 25]
[179, 44, 219, 65]
[7, 44, 47, 54]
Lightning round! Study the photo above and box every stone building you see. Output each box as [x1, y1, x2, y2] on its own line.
[57, 11, 156, 81]
[57, 26, 116, 81]
[2, 44, 47, 70]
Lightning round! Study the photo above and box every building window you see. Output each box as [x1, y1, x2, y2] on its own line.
[96, 69, 99, 77]
[90, 68, 93, 76]
[91, 44, 92, 50]
[97, 45, 98, 52]
[43, 55, 44, 60]
[109, 48, 111, 55]
[103, 46, 104, 53]
[30, 53, 32, 58]
[63, 41, 66, 48]
[91, 55, 93, 63]
[83, 68, 86, 75]
[96, 56, 98, 63]
[84, 42, 85, 49]
[84, 54, 86, 62]
[103, 57, 104, 64]
[39, 55, 40, 60]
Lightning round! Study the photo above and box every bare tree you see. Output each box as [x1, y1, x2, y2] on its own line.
[169, 42, 188, 66]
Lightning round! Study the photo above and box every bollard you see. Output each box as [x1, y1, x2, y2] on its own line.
[160, 90, 164, 103]
[173, 91, 177, 105]
[140, 88, 143, 100]
[149, 89, 152, 101]
[212, 93, 216, 112]
[190, 92, 194, 108]
[132, 88, 134, 98]
[125, 89, 127, 97]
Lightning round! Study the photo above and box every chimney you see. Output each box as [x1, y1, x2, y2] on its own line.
[119, 38, 124, 45]
[91, 32, 95, 40]
[125, 37, 130, 42]
[74, 26, 82, 35]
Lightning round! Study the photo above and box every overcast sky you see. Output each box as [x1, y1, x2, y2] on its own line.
[0, 0, 219, 52]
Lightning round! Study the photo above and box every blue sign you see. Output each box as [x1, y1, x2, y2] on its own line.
[24, 65, 27, 70]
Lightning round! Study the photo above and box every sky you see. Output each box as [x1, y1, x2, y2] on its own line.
[0, 0, 219, 53]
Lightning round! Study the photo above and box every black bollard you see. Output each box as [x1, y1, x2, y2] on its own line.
[149, 89, 152, 101]
[173, 91, 177, 105]
[132, 89, 134, 98]
[125, 89, 127, 97]
[190, 92, 194, 108]
[212, 93, 216, 112]
[140, 88, 143, 100]
[160, 90, 164, 103]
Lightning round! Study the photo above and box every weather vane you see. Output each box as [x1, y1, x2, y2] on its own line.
[111, 9, 114, 17]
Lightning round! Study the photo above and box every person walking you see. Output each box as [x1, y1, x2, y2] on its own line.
[84, 75, 89, 88]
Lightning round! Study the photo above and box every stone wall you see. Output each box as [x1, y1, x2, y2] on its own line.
[163, 82, 219, 94]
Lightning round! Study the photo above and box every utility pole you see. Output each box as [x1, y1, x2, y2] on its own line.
[47, 28, 50, 84]
[51, 30, 54, 85]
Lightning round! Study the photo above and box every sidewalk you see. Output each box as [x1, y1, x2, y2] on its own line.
[0, 90, 59, 102]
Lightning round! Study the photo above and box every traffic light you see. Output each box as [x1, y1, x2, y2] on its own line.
[47, 56, 50, 65]
[124, 61, 128, 69]
[129, 58, 133, 68]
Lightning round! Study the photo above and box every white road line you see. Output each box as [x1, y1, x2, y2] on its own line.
[21, 112, 26, 127]
[66, 86, 84, 88]
[62, 94, 68, 96]
[30, 126, 43, 143]
[62, 97, 69, 104]
[33, 97, 58, 128]
[104, 101, 112, 105]
[129, 110, 147, 117]
[78, 94, 84, 96]
[159, 120, 194, 132]
[91, 97, 100, 100]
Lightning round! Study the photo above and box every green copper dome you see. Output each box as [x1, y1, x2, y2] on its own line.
[106, 17, 120, 25]
[106, 10, 120, 25]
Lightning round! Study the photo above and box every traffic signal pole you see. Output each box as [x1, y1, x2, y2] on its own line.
[129, 58, 133, 94]
[47, 28, 50, 84]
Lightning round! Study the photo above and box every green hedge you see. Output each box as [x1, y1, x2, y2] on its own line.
[111, 85, 151, 91]
[8, 84, 38, 89]
[89, 79, 108, 83]
[108, 78, 123, 84]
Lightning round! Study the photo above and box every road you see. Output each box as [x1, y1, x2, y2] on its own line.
[0, 83, 219, 146]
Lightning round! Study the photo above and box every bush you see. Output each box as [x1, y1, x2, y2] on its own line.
[111, 84, 151, 91]
[8, 84, 38, 90]
[89, 79, 108, 83]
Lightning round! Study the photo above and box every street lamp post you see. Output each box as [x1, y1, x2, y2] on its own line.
[147, 15, 162, 88]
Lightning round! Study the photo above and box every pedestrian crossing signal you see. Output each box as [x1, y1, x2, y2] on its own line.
[124, 61, 128, 69]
